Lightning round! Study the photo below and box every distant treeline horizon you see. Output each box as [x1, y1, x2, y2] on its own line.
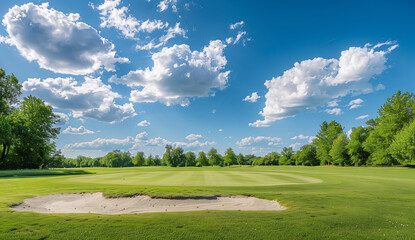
[1, 67, 414, 169]
[61, 90, 415, 168]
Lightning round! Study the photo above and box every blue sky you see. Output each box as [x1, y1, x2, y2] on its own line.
[0, 0, 414, 158]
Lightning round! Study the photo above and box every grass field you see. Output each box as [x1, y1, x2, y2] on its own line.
[1, 166, 415, 239]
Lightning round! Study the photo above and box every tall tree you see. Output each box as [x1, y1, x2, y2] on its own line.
[363, 91, 415, 165]
[389, 119, 415, 166]
[313, 120, 343, 165]
[296, 144, 318, 166]
[330, 134, 350, 166]
[170, 147, 185, 167]
[208, 148, 221, 166]
[6, 96, 60, 169]
[346, 126, 371, 166]
[185, 152, 196, 167]
[236, 153, 245, 165]
[196, 151, 209, 166]
[133, 152, 145, 166]
[279, 147, 294, 165]
[224, 148, 237, 167]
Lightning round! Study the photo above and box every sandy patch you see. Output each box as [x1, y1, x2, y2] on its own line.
[10, 192, 285, 215]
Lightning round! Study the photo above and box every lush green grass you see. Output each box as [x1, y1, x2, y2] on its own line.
[0, 166, 415, 239]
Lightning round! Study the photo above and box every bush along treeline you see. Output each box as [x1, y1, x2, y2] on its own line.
[0, 69, 61, 170]
[63, 90, 415, 168]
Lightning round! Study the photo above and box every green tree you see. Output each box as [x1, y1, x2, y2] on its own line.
[346, 126, 371, 166]
[363, 91, 415, 165]
[279, 147, 294, 165]
[314, 120, 343, 165]
[145, 154, 153, 166]
[389, 120, 415, 166]
[224, 148, 237, 167]
[296, 144, 318, 166]
[162, 145, 172, 166]
[236, 153, 245, 165]
[6, 96, 60, 169]
[133, 152, 145, 166]
[330, 134, 350, 166]
[196, 151, 209, 166]
[208, 148, 221, 166]
[185, 152, 196, 166]
[170, 147, 185, 167]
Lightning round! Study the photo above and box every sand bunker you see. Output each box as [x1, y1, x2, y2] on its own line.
[10, 193, 285, 215]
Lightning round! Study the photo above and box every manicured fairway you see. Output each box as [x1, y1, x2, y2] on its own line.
[71, 170, 322, 186]
[1, 166, 415, 239]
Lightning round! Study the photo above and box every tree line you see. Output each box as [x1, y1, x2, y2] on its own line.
[1, 67, 414, 169]
[62, 90, 414, 168]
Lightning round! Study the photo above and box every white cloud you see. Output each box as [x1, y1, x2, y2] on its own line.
[325, 108, 343, 115]
[243, 92, 261, 102]
[1, 3, 128, 75]
[137, 120, 151, 126]
[218, 129, 223, 132]
[186, 134, 203, 141]
[230, 21, 244, 29]
[156, 0, 178, 12]
[375, 83, 385, 91]
[356, 114, 369, 120]
[236, 136, 282, 147]
[159, 23, 186, 44]
[250, 42, 398, 127]
[66, 136, 133, 149]
[327, 99, 340, 107]
[290, 134, 310, 140]
[308, 136, 317, 144]
[289, 142, 301, 150]
[66, 132, 214, 150]
[22, 76, 136, 123]
[174, 140, 216, 149]
[54, 112, 69, 125]
[62, 126, 95, 135]
[349, 98, 364, 109]
[111, 40, 230, 106]
[94, 0, 168, 38]
[347, 129, 353, 138]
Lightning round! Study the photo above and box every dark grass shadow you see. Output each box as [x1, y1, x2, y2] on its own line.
[0, 169, 93, 178]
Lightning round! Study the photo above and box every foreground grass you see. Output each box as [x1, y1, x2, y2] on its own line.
[0, 166, 414, 239]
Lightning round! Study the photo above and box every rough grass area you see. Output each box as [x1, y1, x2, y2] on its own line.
[0, 169, 92, 178]
[0, 166, 415, 239]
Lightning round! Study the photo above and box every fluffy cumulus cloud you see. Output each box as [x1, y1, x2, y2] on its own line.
[1, 3, 128, 75]
[185, 134, 203, 141]
[66, 132, 215, 150]
[290, 134, 310, 140]
[243, 92, 261, 103]
[250, 42, 398, 127]
[111, 40, 230, 106]
[349, 98, 364, 109]
[137, 120, 151, 126]
[94, 0, 168, 38]
[22, 76, 136, 123]
[62, 126, 95, 135]
[356, 114, 369, 120]
[236, 136, 282, 147]
[325, 108, 343, 115]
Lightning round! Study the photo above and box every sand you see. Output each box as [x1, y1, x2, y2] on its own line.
[10, 192, 286, 215]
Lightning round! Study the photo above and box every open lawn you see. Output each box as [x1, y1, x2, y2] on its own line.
[1, 166, 415, 239]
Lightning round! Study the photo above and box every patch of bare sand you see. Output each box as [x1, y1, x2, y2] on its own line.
[10, 192, 286, 214]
